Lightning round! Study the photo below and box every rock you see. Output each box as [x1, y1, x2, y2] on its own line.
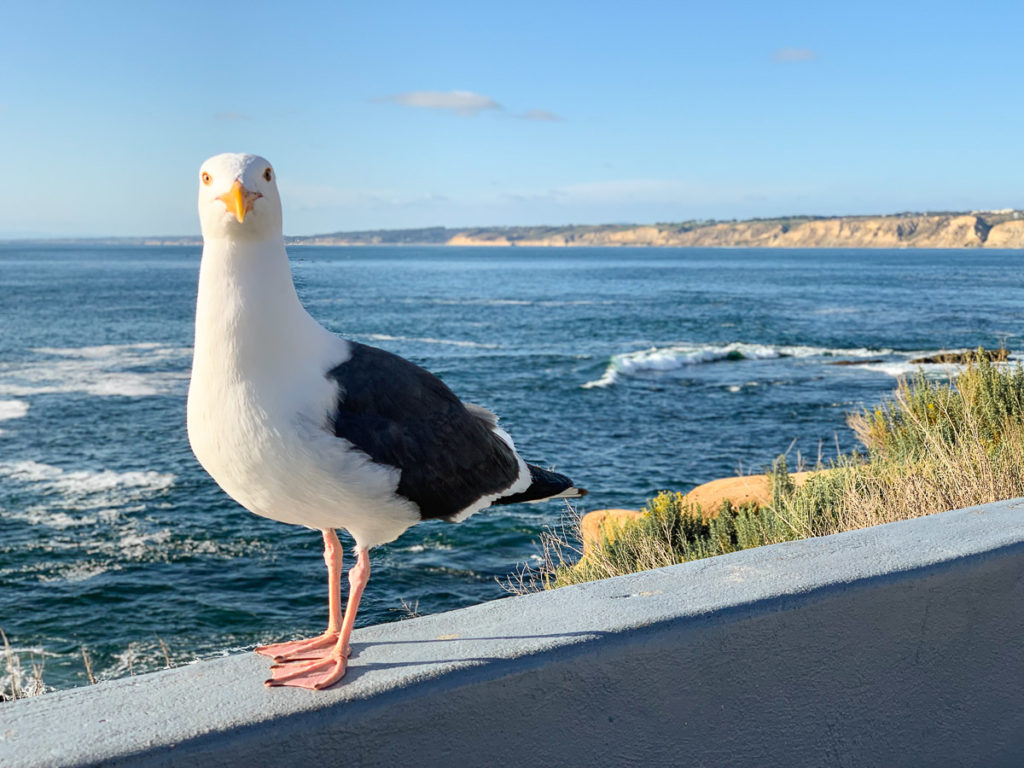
[579, 471, 821, 555]
[827, 359, 884, 366]
[909, 349, 1009, 365]
[984, 219, 1024, 248]
[579, 509, 646, 556]
[681, 471, 818, 512]
[446, 234, 511, 246]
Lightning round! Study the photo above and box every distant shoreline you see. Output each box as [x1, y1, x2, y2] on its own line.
[7, 209, 1024, 249]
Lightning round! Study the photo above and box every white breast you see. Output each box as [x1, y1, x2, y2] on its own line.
[186, 237, 419, 548]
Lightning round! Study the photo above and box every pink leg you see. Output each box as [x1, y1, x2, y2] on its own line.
[255, 529, 344, 661]
[267, 547, 370, 690]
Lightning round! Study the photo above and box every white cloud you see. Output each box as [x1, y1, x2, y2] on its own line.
[548, 179, 702, 204]
[490, 178, 816, 219]
[279, 181, 450, 213]
[494, 179, 713, 210]
[378, 90, 502, 117]
[773, 47, 818, 62]
[517, 108, 561, 122]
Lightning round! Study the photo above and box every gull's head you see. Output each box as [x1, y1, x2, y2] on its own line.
[198, 153, 282, 241]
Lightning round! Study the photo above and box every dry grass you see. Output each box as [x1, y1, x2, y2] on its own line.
[1, 628, 46, 702]
[81, 648, 96, 685]
[1, 632, 181, 702]
[511, 350, 1024, 592]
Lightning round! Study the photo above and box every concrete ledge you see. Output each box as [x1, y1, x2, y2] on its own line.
[3, 499, 1024, 767]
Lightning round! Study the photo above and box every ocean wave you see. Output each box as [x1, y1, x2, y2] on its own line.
[850, 360, 962, 379]
[582, 343, 891, 389]
[811, 307, 861, 316]
[0, 460, 178, 585]
[424, 298, 532, 307]
[0, 460, 175, 513]
[0, 399, 29, 435]
[38, 561, 113, 583]
[392, 297, 614, 308]
[0, 400, 29, 420]
[536, 299, 618, 307]
[366, 334, 500, 349]
[0, 343, 191, 398]
[402, 542, 454, 553]
[31, 343, 177, 358]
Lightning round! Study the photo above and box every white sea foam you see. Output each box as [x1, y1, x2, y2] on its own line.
[851, 361, 960, 379]
[9, 509, 98, 530]
[38, 561, 113, 583]
[0, 343, 191, 398]
[0, 400, 29, 420]
[844, 349, 1022, 379]
[0, 461, 175, 518]
[582, 342, 895, 389]
[403, 542, 454, 553]
[811, 307, 861, 316]
[366, 334, 499, 349]
[403, 297, 613, 308]
[118, 529, 172, 559]
[582, 367, 621, 390]
[428, 298, 532, 306]
[0, 460, 178, 584]
[581, 341, 1019, 388]
[536, 299, 617, 307]
[0, 399, 29, 435]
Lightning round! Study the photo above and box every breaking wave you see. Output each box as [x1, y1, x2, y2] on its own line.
[366, 334, 499, 349]
[0, 343, 191, 398]
[0, 399, 29, 421]
[0, 399, 29, 434]
[582, 342, 896, 389]
[0, 460, 235, 586]
[0, 460, 175, 519]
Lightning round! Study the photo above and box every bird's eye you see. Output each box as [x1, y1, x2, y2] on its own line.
[263, 168, 272, 182]
[201, 172, 212, 185]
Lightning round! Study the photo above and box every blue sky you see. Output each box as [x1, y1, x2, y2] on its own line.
[2, 0, 1023, 237]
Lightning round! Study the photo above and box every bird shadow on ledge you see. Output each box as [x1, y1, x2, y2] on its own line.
[296, 630, 613, 685]
[362, 630, 608, 647]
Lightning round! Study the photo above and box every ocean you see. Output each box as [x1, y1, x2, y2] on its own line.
[2, 243, 1022, 692]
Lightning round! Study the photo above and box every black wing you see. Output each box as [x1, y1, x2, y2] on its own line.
[326, 342, 521, 520]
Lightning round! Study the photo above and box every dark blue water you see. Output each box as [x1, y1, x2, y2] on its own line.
[1, 244, 1021, 691]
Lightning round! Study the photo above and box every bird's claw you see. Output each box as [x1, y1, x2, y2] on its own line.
[264, 651, 349, 690]
[255, 632, 340, 661]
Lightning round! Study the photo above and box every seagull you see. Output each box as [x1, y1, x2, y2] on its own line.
[187, 153, 586, 690]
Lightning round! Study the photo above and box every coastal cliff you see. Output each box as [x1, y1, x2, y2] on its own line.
[302, 210, 1024, 248]
[33, 210, 1024, 249]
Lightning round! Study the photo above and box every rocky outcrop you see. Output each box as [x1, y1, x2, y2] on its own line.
[446, 233, 512, 246]
[579, 509, 646, 555]
[681, 471, 818, 510]
[909, 348, 1009, 365]
[983, 219, 1024, 248]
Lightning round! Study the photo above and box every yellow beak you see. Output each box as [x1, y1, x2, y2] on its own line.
[216, 180, 261, 223]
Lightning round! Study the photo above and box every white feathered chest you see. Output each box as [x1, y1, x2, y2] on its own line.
[186, 239, 418, 544]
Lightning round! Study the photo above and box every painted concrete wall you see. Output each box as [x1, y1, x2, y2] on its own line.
[3, 499, 1023, 768]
